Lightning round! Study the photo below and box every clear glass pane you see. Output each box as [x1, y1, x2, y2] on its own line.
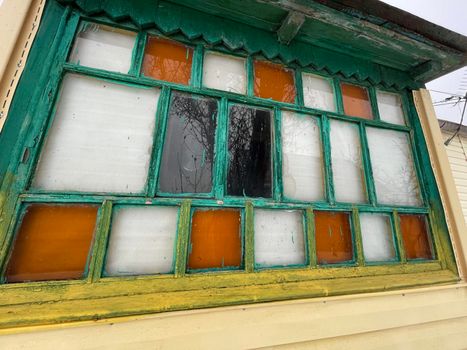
[302, 73, 336, 112]
[69, 23, 136, 74]
[105, 206, 179, 276]
[158, 92, 218, 194]
[282, 111, 324, 201]
[254, 209, 305, 267]
[227, 105, 272, 197]
[33, 74, 160, 194]
[203, 52, 246, 94]
[341, 83, 373, 120]
[367, 128, 422, 206]
[376, 90, 405, 125]
[330, 120, 366, 203]
[360, 213, 396, 262]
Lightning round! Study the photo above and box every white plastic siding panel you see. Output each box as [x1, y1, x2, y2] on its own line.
[359, 213, 396, 262]
[69, 23, 136, 74]
[203, 52, 246, 94]
[282, 111, 324, 201]
[105, 206, 179, 276]
[330, 120, 366, 203]
[254, 209, 306, 267]
[33, 74, 160, 194]
[302, 73, 336, 112]
[367, 127, 422, 206]
[376, 90, 405, 125]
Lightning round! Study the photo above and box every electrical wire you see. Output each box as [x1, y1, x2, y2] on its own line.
[444, 93, 467, 146]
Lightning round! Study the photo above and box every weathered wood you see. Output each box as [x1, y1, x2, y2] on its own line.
[277, 11, 305, 45]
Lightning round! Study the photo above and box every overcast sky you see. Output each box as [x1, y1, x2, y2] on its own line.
[381, 0, 467, 125]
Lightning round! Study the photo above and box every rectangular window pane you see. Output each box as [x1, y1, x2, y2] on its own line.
[33, 74, 160, 194]
[203, 52, 246, 94]
[282, 111, 324, 201]
[400, 214, 433, 260]
[341, 83, 373, 120]
[376, 90, 405, 125]
[254, 209, 305, 268]
[254, 60, 296, 103]
[227, 105, 272, 197]
[360, 213, 396, 262]
[188, 209, 242, 270]
[330, 120, 366, 203]
[69, 23, 136, 74]
[302, 73, 336, 112]
[104, 206, 179, 276]
[6, 204, 98, 283]
[314, 211, 353, 264]
[159, 92, 218, 194]
[366, 128, 422, 206]
[142, 36, 193, 85]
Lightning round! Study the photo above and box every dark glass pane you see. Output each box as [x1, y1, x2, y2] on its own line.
[159, 92, 218, 194]
[227, 105, 272, 197]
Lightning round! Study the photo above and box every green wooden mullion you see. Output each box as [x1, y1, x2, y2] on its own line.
[359, 122, 377, 205]
[129, 31, 147, 77]
[191, 44, 204, 88]
[352, 207, 365, 266]
[245, 201, 255, 272]
[174, 200, 191, 277]
[321, 115, 335, 205]
[246, 56, 254, 97]
[368, 86, 381, 121]
[305, 208, 317, 268]
[294, 68, 304, 107]
[333, 78, 344, 114]
[213, 97, 228, 199]
[392, 210, 407, 263]
[427, 209, 446, 268]
[273, 107, 283, 202]
[87, 200, 113, 282]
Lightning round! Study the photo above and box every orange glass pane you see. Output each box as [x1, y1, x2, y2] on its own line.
[188, 209, 242, 270]
[315, 211, 353, 264]
[254, 60, 296, 103]
[399, 214, 433, 260]
[5, 204, 98, 283]
[142, 36, 193, 85]
[341, 83, 373, 119]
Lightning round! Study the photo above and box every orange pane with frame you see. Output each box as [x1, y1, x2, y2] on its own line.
[314, 211, 353, 264]
[341, 83, 373, 120]
[188, 209, 242, 270]
[399, 214, 433, 260]
[142, 36, 193, 85]
[5, 204, 98, 283]
[254, 60, 296, 103]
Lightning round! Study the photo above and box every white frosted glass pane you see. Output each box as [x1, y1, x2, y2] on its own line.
[254, 209, 305, 267]
[367, 128, 422, 206]
[105, 206, 179, 276]
[360, 213, 396, 262]
[376, 91, 405, 125]
[203, 52, 246, 94]
[302, 73, 336, 112]
[69, 23, 136, 74]
[330, 120, 366, 203]
[282, 111, 324, 201]
[33, 74, 159, 194]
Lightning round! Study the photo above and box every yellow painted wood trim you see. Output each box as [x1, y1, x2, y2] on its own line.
[413, 89, 467, 279]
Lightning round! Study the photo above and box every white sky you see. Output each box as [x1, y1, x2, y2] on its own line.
[381, 0, 467, 124]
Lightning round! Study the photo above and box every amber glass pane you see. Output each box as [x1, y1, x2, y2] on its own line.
[254, 60, 296, 103]
[315, 211, 353, 264]
[399, 214, 433, 260]
[341, 83, 373, 119]
[188, 209, 242, 270]
[5, 204, 98, 283]
[142, 36, 193, 85]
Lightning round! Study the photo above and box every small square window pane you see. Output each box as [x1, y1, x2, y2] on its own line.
[282, 111, 324, 201]
[254, 209, 305, 267]
[330, 120, 366, 203]
[203, 52, 246, 94]
[400, 214, 433, 260]
[376, 91, 405, 125]
[254, 60, 296, 103]
[33, 74, 160, 194]
[360, 213, 396, 262]
[105, 206, 179, 276]
[341, 83, 373, 120]
[366, 128, 422, 206]
[69, 23, 136, 74]
[302, 73, 336, 112]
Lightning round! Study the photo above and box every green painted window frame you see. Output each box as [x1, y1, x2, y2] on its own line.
[0, 4, 458, 329]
